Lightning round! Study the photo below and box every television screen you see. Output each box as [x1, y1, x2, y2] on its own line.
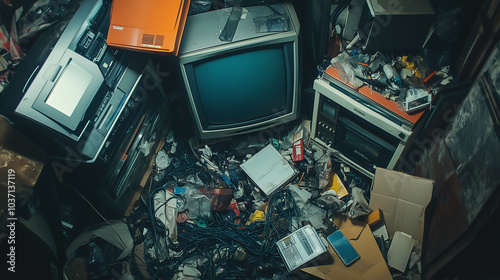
[189, 45, 292, 128]
[178, 2, 300, 139]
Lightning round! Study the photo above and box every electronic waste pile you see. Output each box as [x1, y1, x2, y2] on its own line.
[123, 120, 376, 280]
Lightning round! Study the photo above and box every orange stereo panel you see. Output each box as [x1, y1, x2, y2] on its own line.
[107, 0, 191, 55]
[324, 66, 424, 124]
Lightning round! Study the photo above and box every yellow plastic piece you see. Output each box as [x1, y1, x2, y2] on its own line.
[328, 173, 349, 199]
[248, 210, 266, 224]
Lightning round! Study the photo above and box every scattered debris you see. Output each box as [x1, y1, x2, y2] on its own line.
[322, 49, 454, 114]
[119, 121, 395, 279]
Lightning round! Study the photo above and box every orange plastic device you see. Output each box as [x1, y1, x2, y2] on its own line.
[324, 66, 424, 124]
[107, 0, 191, 55]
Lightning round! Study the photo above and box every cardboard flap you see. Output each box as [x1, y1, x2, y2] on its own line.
[371, 168, 433, 206]
[301, 266, 329, 279]
[369, 168, 434, 246]
[399, 175, 434, 205]
[363, 260, 395, 279]
[335, 215, 365, 241]
[394, 200, 427, 243]
[301, 246, 391, 280]
[302, 216, 392, 280]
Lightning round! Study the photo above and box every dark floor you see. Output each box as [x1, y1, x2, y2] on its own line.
[2, 192, 500, 280]
[428, 203, 500, 280]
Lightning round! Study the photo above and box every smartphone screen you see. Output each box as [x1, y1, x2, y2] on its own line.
[327, 230, 361, 266]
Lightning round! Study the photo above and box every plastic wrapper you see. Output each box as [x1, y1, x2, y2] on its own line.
[87, 241, 108, 279]
[166, 129, 175, 143]
[188, 0, 212, 15]
[330, 52, 363, 88]
[186, 173, 205, 186]
[312, 191, 345, 214]
[18, 0, 68, 40]
[253, 14, 290, 33]
[173, 173, 205, 187]
[289, 184, 312, 204]
[153, 169, 166, 182]
[349, 53, 370, 66]
[184, 186, 234, 221]
[300, 203, 327, 230]
[288, 185, 326, 229]
[186, 193, 213, 221]
[155, 149, 171, 170]
[281, 122, 308, 150]
[144, 227, 168, 263]
[342, 185, 371, 219]
[316, 153, 332, 189]
[154, 190, 179, 244]
[173, 255, 209, 280]
[181, 186, 210, 220]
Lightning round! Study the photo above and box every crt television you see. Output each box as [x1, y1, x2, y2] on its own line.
[178, 3, 301, 139]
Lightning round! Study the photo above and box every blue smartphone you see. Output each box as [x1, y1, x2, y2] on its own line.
[327, 230, 361, 266]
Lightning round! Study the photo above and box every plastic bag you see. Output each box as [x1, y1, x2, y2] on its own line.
[300, 203, 327, 230]
[316, 153, 332, 190]
[188, 0, 211, 15]
[153, 190, 179, 244]
[289, 184, 312, 204]
[87, 240, 108, 279]
[186, 193, 212, 221]
[253, 14, 290, 32]
[312, 191, 345, 214]
[343, 185, 371, 218]
[330, 52, 363, 88]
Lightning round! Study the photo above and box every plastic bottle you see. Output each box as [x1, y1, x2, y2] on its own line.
[383, 63, 402, 88]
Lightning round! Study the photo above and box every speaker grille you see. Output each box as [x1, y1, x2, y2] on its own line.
[154, 35, 164, 46]
[141, 34, 154, 45]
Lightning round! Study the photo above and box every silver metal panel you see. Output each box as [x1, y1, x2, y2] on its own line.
[179, 4, 293, 55]
[15, 0, 103, 141]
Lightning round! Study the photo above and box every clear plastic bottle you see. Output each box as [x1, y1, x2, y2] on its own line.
[383, 63, 402, 88]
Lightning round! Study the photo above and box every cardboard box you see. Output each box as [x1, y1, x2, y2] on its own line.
[301, 216, 392, 280]
[368, 168, 434, 248]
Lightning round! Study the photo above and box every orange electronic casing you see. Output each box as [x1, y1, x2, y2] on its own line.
[107, 0, 191, 55]
[323, 65, 424, 124]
